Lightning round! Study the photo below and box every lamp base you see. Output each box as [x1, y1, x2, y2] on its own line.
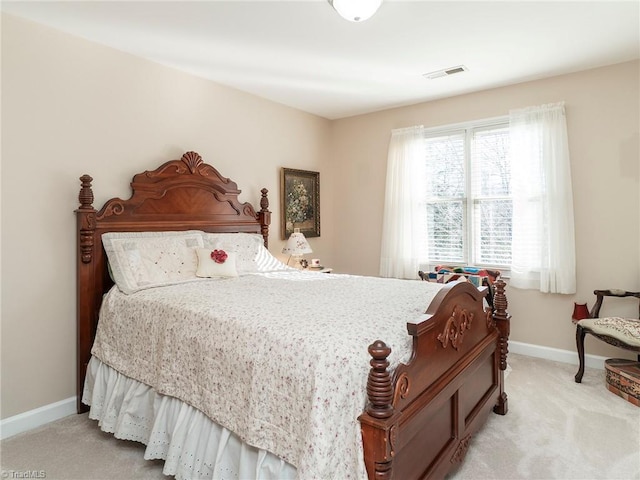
[287, 255, 305, 269]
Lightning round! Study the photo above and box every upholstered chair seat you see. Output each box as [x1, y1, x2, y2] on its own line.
[574, 290, 640, 383]
[576, 317, 640, 347]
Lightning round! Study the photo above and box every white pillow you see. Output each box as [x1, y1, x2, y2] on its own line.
[195, 249, 239, 278]
[201, 233, 265, 275]
[102, 231, 204, 294]
[254, 244, 293, 272]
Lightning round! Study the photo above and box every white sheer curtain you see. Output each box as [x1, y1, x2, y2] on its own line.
[379, 126, 428, 279]
[509, 101, 576, 294]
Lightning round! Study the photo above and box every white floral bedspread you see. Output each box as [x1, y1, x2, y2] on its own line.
[92, 271, 442, 480]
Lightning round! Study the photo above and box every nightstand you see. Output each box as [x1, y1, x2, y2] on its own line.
[306, 267, 333, 274]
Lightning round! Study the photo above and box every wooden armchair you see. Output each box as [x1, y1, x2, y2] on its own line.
[574, 289, 640, 383]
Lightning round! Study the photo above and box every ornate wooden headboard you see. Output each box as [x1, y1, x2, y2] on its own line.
[75, 151, 271, 412]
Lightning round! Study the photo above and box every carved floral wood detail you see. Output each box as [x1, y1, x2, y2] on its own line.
[149, 151, 219, 179]
[450, 434, 472, 464]
[396, 372, 410, 399]
[181, 151, 203, 173]
[437, 305, 474, 350]
[79, 212, 95, 264]
[485, 308, 495, 329]
[96, 201, 125, 221]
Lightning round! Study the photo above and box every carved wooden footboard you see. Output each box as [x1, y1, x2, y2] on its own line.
[359, 280, 509, 480]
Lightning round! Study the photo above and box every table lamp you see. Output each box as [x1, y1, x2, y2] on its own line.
[282, 228, 312, 268]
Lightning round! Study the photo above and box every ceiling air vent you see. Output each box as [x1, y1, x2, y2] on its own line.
[423, 65, 468, 80]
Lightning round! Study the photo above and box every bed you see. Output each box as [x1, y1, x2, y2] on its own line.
[76, 151, 510, 480]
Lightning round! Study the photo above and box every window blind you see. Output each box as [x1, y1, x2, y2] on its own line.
[424, 124, 512, 268]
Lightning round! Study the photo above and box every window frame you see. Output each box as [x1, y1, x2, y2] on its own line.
[422, 115, 511, 272]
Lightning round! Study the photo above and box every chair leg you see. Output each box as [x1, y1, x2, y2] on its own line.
[575, 324, 587, 383]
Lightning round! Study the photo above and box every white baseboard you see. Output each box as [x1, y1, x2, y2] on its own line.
[509, 340, 607, 370]
[0, 396, 76, 440]
[0, 343, 606, 441]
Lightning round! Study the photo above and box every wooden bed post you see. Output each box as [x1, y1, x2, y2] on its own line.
[492, 279, 510, 415]
[76, 175, 97, 414]
[359, 341, 397, 480]
[258, 188, 271, 248]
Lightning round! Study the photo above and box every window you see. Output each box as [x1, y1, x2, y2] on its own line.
[423, 120, 511, 269]
[381, 102, 575, 293]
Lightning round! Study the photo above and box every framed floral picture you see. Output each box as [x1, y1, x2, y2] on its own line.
[281, 168, 320, 239]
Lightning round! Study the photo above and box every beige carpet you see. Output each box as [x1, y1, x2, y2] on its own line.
[451, 354, 640, 480]
[1, 354, 638, 480]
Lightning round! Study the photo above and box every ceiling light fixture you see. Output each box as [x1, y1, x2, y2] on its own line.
[329, 0, 382, 22]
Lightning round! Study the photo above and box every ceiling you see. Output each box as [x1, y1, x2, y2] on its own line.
[2, 1, 639, 120]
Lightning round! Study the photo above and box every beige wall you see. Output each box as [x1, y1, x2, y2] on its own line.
[2, 12, 638, 421]
[328, 60, 640, 357]
[0, 14, 332, 419]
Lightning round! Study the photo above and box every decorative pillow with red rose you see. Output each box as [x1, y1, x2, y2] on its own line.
[201, 232, 265, 275]
[195, 248, 238, 278]
[202, 232, 294, 273]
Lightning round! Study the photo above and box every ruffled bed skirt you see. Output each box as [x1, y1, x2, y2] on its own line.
[82, 356, 297, 480]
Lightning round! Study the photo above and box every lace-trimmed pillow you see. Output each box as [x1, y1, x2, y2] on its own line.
[254, 243, 294, 272]
[102, 231, 204, 294]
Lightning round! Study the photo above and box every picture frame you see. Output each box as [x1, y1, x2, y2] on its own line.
[281, 168, 320, 239]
